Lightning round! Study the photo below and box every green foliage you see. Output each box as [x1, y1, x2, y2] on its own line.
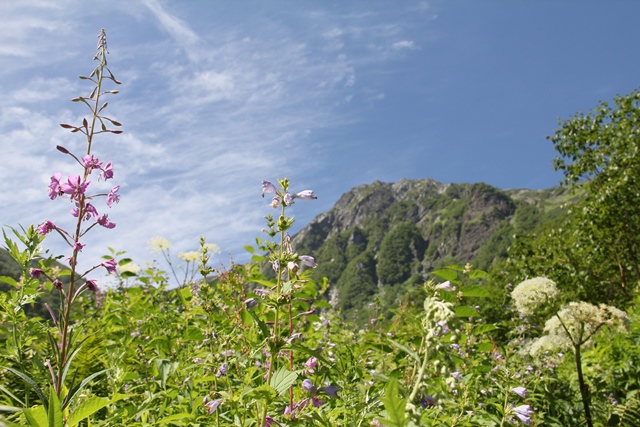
[377, 222, 425, 286]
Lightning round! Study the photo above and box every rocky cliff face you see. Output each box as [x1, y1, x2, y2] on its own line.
[291, 178, 571, 312]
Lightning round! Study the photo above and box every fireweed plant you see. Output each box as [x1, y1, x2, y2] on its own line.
[2, 29, 123, 425]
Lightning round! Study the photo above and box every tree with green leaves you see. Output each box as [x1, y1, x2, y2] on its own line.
[507, 89, 640, 306]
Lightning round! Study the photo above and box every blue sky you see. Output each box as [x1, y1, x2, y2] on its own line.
[1, 1, 639, 280]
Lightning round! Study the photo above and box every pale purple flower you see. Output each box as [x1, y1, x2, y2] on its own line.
[61, 175, 90, 200]
[512, 386, 528, 398]
[514, 404, 533, 425]
[322, 384, 339, 398]
[303, 357, 317, 372]
[272, 260, 280, 273]
[102, 259, 117, 274]
[299, 255, 317, 268]
[106, 186, 120, 207]
[193, 358, 205, 364]
[245, 298, 258, 309]
[262, 180, 278, 198]
[270, 195, 282, 208]
[216, 363, 228, 377]
[97, 214, 116, 229]
[294, 190, 317, 200]
[436, 281, 455, 292]
[283, 193, 293, 206]
[203, 397, 222, 415]
[302, 379, 317, 394]
[452, 372, 463, 381]
[48, 172, 62, 200]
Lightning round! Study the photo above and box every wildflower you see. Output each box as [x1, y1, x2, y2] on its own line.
[100, 161, 113, 180]
[178, 251, 200, 262]
[38, 220, 56, 235]
[97, 214, 116, 229]
[302, 379, 317, 394]
[262, 180, 278, 197]
[245, 298, 258, 309]
[193, 358, 204, 364]
[452, 372, 463, 381]
[264, 415, 276, 427]
[216, 363, 228, 377]
[29, 268, 46, 279]
[52, 280, 63, 290]
[203, 397, 222, 415]
[72, 242, 85, 253]
[303, 357, 317, 374]
[220, 349, 235, 357]
[511, 277, 559, 315]
[61, 174, 90, 201]
[420, 394, 437, 407]
[512, 386, 528, 398]
[272, 260, 280, 273]
[254, 288, 271, 297]
[299, 255, 317, 268]
[270, 195, 282, 208]
[513, 404, 534, 425]
[322, 384, 339, 398]
[311, 396, 325, 407]
[148, 237, 171, 253]
[436, 281, 455, 292]
[48, 172, 62, 200]
[294, 190, 317, 200]
[102, 259, 117, 274]
[85, 280, 98, 292]
[82, 154, 102, 171]
[283, 193, 293, 206]
[106, 185, 120, 207]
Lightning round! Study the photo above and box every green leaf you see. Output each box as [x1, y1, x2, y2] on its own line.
[467, 270, 490, 279]
[387, 339, 420, 364]
[22, 406, 47, 427]
[269, 367, 298, 396]
[430, 269, 459, 282]
[63, 369, 109, 410]
[247, 307, 270, 340]
[436, 289, 457, 304]
[66, 397, 107, 427]
[460, 285, 490, 298]
[454, 306, 480, 318]
[155, 413, 194, 425]
[473, 324, 498, 334]
[243, 245, 255, 254]
[47, 387, 63, 427]
[2, 367, 48, 410]
[380, 377, 407, 427]
[0, 276, 17, 287]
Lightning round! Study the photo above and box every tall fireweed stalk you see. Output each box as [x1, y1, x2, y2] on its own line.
[6, 29, 122, 419]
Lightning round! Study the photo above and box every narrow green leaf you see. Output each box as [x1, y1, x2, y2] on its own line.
[156, 413, 194, 425]
[387, 339, 420, 364]
[269, 367, 298, 396]
[247, 308, 270, 340]
[63, 369, 109, 410]
[66, 397, 108, 427]
[47, 387, 63, 427]
[2, 367, 48, 410]
[0, 276, 17, 287]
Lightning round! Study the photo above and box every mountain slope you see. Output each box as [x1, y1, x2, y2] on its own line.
[292, 178, 578, 312]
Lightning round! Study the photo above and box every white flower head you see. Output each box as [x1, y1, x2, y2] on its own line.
[148, 237, 171, 253]
[511, 277, 559, 315]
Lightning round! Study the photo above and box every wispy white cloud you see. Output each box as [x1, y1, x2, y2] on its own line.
[0, 1, 431, 282]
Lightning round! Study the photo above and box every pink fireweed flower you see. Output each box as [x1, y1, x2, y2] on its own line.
[106, 186, 120, 208]
[311, 396, 325, 407]
[294, 190, 317, 200]
[72, 241, 85, 252]
[48, 172, 62, 200]
[82, 155, 102, 172]
[97, 214, 116, 229]
[37, 220, 56, 235]
[264, 415, 276, 427]
[85, 279, 98, 292]
[61, 175, 91, 201]
[100, 161, 113, 180]
[101, 259, 117, 274]
[72, 202, 98, 220]
[29, 268, 46, 279]
[303, 357, 317, 374]
[262, 180, 278, 198]
[299, 255, 317, 268]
